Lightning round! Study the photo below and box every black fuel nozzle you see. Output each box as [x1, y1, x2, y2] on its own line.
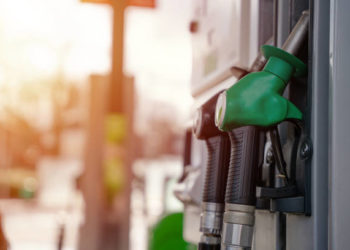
[193, 92, 231, 250]
[220, 126, 263, 250]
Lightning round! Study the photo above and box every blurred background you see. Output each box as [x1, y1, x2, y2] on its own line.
[0, 0, 193, 249]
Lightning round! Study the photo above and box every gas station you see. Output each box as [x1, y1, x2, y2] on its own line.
[0, 0, 348, 250]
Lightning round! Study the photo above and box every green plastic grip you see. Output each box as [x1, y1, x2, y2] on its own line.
[215, 45, 307, 131]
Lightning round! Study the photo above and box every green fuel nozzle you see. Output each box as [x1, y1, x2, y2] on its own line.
[217, 11, 309, 250]
[216, 46, 307, 250]
[215, 45, 307, 131]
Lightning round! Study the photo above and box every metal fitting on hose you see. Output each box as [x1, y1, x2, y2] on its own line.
[201, 235, 221, 245]
[200, 202, 224, 236]
[221, 204, 255, 250]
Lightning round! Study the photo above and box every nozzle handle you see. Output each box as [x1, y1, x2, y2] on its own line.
[225, 126, 262, 205]
[194, 92, 231, 204]
[202, 134, 231, 203]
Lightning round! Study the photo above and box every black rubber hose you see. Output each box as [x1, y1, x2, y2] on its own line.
[198, 243, 221, 250]
[225, 126, 261, 205]
[202, 134, 231, 203]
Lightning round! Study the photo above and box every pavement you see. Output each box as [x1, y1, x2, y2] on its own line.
[0, 157, 84, 250]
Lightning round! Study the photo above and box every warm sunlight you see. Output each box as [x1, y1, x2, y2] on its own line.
[0, 0, 112, 86]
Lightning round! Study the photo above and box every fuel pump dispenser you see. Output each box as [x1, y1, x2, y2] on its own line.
[214, 12, 310, 250]
[178, 0, 350, 248]
[193, 93, 231, 250]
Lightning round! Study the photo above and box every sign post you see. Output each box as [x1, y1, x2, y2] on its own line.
[78, 0, 155, 250]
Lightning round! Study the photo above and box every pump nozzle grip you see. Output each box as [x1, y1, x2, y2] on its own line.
[194, 92, 231, 204]
[225, 126, 261, 205]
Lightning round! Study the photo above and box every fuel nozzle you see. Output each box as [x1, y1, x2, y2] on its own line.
[194, 93, 231, 250]
[215, 45, 306, 131]
[215, 12, 309, 250]
[220, 126, 261, 250]
[215, 10, 309, 131]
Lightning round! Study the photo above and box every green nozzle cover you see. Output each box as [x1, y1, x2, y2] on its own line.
[262, 45, 307, 77]
[216, 45, 306, 131]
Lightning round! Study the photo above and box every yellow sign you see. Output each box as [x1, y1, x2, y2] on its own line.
[105, 113, 127, 144]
